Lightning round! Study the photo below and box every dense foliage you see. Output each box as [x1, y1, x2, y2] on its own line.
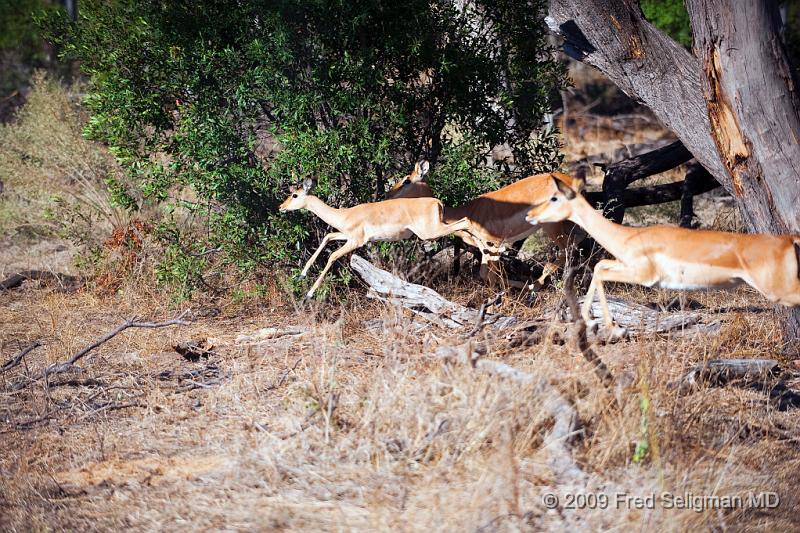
[42, 0, 565, 286]
[640, 0, 692, 48]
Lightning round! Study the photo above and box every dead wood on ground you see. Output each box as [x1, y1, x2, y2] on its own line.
[0, 270, 81, 291]
[673, 358, 800, 411]
[578, 296, 718, 335]
[1, 341, 42, 373]
[436, 341, 585, 483]
[10, 310, 191, 390]
[350, 254, 517, 330]
[562, 268, 615, 389]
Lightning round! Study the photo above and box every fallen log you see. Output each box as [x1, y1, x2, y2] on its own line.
[674, 359, 781, 393]
[350, 254, 516, 330]
[0, 270, 81, 291]
[578, 296, 718, 335]
[235, 326, 307, 345]
[672, 358, 800, 411]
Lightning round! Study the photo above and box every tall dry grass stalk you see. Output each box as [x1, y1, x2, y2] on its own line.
[0, 71, 129, 243]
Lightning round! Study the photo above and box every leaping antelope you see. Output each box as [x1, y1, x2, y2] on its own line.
[279, 178, 473, 299]
[525, 174, 800, 334]
[386, 160, 579, 287]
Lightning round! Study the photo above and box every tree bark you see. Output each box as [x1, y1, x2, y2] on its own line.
[548, 0, 800, 352]
[685, 0, 800, 235]
[546, 0, 730, 195]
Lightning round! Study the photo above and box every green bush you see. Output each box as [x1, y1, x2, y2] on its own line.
[640, 0, 691, 48]
[42, 0, 565, 289]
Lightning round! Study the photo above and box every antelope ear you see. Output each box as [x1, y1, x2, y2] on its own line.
[572, 175, 586, 193]
[554, 177, 576, 200]
[302, 177, 315, 193]
[418, 160, 430, 177]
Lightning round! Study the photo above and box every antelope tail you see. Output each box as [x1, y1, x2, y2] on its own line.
[794, 241, 800, 280]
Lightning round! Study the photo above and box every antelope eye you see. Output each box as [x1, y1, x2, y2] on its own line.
[550, 196, 558, 202]
[292, 193, 298, 198]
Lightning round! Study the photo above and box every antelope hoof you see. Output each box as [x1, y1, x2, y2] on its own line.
[298, 272, 307, 279]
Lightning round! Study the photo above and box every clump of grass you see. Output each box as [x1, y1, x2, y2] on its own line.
[0, 71, 129, 245]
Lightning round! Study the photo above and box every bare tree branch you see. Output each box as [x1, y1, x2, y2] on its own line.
[562, 268, 615, 389]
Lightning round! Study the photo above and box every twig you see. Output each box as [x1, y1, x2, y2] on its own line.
[1, 341, 41, 373]
[76, 401, 146, 421]
[562, 268, 615, 389]
[12, 311, 191, 390]
[466, 293, 504, 337]
[266, 357, 304, 391]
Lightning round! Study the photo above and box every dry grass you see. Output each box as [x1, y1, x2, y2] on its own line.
[1, 277, 799, 532]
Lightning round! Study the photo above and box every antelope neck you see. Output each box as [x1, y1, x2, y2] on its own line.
[304, 196, 346, 230]
[568, 195, 636, 259]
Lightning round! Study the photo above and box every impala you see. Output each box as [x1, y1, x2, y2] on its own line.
[279, 178, 473, 299]
[525, 174, 800, 334]
[386, 161, 579, 287]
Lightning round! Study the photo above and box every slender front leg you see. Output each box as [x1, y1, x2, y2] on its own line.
[586, 259, 643, 338]
[301, 232, 346, 277]
[580, 273, 600, 323]
[306, 240, 362, 299]
[479, 252, 490, 282]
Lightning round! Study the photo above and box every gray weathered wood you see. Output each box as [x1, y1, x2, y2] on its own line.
[546, 0, 729, 194]
[687, 0, 800, 235]
[579, 296, 717, 335]
[350, 255, 516, 330]
[436, 341, 585, 483]
[675, 359, 781, 394]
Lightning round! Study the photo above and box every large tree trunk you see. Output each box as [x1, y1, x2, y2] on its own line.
[686, 0, 800, 234]
[547, 0, 800, 351]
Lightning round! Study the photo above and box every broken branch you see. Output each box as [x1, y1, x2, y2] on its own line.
[350, 254, 516, 330]
[1, 341, 41, 373]
[11, 310, 191, 390]
[436, 341, 584, 483]
[562, 268, 615, 389]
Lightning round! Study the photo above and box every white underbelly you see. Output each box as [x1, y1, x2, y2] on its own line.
[651, 259, 744, 291]
[369, 228, 413, 242]
[654, 279, 744, 290]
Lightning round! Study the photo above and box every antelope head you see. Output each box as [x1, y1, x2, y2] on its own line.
[525, 175, 584, 225]
[385, 160, 433, 199]
[279, 177, 315, 212]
